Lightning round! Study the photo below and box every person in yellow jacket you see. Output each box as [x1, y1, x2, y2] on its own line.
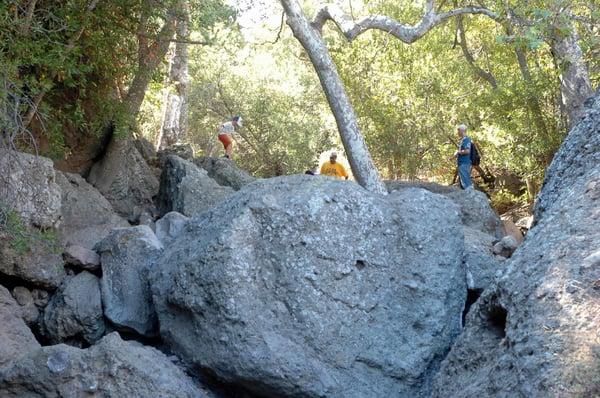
[320, 152, 348, 179]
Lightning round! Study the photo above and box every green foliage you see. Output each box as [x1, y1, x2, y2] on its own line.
[0, 203, 59, 255]
[177, 26, 336, 177]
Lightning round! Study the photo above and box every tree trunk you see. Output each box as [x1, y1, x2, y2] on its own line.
[550, 27, 594, 129]
[279, 0, 387, 194]
[122, 13, 177, 127]
[156, 1, 190, 150]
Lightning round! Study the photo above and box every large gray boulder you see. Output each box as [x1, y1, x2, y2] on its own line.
[194, 156, 256, 190]
[87, 138, 159, 221]
[42, 271, 105, 345]
[155, 211, 189, 246]
[152, 176, 466, 398]
[157, 155, 234, 217]
[0, 229, 66, 290]
[463, 227, 504, 291]
[96, 226, 162, 337]
[0, 148, 61, 228]
[0, 286, 40, 368]
[387, 181, 503, 238]
[432, 93, 600, 397]
[0, 150, 61, 229]
[0, 332, 211, 397]
[56, 171, 129, 249]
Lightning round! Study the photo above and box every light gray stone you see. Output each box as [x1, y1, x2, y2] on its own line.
[63, 245, 100, 271]
[88, 139, 159, 221]
[386, 180, 503, 238]
[155, 211, 189, 246]
[42, 271, 105, 345]
[0, 332, 211, 397]
[0, 150, 61, 229]
[194, 156, 256, 190]
[0, 286, 40, 368]
[56, 171, 129, 249]
[492, 235, 519, 258]
[152, 176, 466, 398]
[11, 287, 38, 326]
[0, 229, 66, 290]
[463, 227, 503, 291]
[157, 155, 234, 217]
[96, 226, 163, 337]
[433, 92, 600, 397]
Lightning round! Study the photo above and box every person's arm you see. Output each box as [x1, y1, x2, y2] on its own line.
[454, 138, 471, 156]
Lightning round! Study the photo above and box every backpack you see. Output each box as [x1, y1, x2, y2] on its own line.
[470, 141, 481, 166]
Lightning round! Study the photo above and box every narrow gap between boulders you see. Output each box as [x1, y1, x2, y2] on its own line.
[462, 288, 483, 327]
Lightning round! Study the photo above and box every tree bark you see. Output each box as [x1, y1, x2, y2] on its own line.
[123, 10, 178, 124]
[156, 1, 190, 150]
[311, 2, 499, 43]
[279, 0, 387, 194]
[501, 4, 550, 140]
[455, 15, 498, 89]
[549, 26, 594, 129]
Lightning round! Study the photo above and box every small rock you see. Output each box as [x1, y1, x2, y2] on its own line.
[63, 245, 100, 271]
[11, 286, 39, 325]
[493, 235, 519, 258]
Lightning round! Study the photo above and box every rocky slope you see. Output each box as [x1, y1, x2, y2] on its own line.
[432, 92, 600, 397]
[4, 101, 594, 397]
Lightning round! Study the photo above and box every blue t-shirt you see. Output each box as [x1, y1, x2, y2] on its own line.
[457, 136, 472, 165]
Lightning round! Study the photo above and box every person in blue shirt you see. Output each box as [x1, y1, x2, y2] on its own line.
[454, 124, 473, 189]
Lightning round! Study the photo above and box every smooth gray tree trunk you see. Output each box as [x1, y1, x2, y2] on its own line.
[279, 0, 387, 194]
[550, 27, 594, 129]
[156, 2, 189, 150]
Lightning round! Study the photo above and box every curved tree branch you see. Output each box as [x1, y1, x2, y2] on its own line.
[456, 15, 498, 89]
[312, 2, 500, 43]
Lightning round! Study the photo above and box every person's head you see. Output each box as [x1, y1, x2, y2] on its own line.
[457, 124, 467, 137]
[232, 115, 243, 128]
[329, 151, 338, 163]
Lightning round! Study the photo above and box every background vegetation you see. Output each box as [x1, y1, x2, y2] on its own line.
[2, 0, 599, 210]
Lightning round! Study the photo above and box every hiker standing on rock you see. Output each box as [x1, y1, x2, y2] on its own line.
[320, 151, 348, 179]
[454, 124, 473, 189]
[218, 115, 242, 159]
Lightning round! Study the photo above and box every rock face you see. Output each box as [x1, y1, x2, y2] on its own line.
[0, 230, 66, 290]
[152, 176, 466, 397]
[155, 211, 189, 246]
[87, 138, 159, 221]
[387, 181, 503, 238]
[0, 286, 40, 368]
[157, 155, 234, 217]
[463, 227, 503, 291]
[56, 171, 129, 249]
[157, 143, 195, 166]
[0, 150, 61, 229]
[194, 156, 256, 190]
[11, 287, 39, 325]
[96, 226, 162, 337]
[444, 189, 504, 238]
[42, 271, 105, 345]
[433, 93, 600, 397]
[63, 245, 101, 271]
[0, 332, 210, 397]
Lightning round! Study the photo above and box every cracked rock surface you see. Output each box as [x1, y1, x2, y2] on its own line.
[152, 175, 466, 398]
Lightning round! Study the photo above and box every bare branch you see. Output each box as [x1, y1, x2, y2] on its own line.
[456, 15, 498, 88]
[312, 3, 500, 43]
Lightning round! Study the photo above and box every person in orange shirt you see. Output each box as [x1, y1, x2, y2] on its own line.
[319, 152, 348, 179]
